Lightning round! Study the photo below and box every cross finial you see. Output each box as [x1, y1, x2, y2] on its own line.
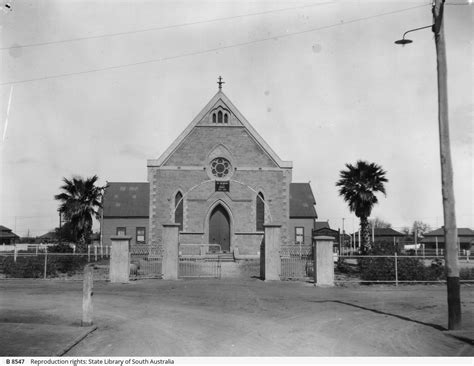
[217, 76, 225, 90]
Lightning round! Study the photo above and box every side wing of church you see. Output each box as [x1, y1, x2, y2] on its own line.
[102, 85, 317, 256]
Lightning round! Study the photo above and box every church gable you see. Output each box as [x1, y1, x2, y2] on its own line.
[148, 89, 292, 169]
[163, 126, 278, 167]
[197, 99, 243, 127]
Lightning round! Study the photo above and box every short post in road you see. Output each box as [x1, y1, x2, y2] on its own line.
[82, 264, 94, 326]
[43, 246, 48, 279]
[394, 252, 398, 287]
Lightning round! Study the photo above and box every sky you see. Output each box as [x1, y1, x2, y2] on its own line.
[0, 0, 472, 237]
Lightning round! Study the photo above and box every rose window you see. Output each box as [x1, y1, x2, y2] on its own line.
[210, 158, 231, 178]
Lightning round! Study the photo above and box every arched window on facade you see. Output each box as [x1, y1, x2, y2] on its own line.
[175, 192, 183, 231]
[224, 113, 228, 123]
[212, 113, 216, 123]
[218, 111, 223, 123]
[256, 192, 265, 231]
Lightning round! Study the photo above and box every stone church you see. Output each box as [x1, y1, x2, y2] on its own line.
[102, 82, 317, 255]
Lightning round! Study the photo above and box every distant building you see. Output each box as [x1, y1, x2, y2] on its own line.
[352, 227, 405, 246]
[36, 230, 57, 243]
[0, 225, 19, 244]
[289, 183, 318, 246]
[422, 227, 474, 251]
[313, 221, 351, 251]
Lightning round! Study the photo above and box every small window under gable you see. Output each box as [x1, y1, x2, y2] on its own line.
[208, 106, 232, 125]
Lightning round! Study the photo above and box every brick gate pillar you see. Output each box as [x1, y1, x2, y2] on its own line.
[313, 235, 334, 287]
[110, 236, 131, 283]
[162, 223, 180, 280]
[263, 224, 281, 281]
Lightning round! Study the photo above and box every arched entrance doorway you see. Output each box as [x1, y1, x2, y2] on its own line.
[209, 205, 230, 252]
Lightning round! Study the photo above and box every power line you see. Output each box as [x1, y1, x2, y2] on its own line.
[0, 1, 335, 51]
[0, 3, 429, 86]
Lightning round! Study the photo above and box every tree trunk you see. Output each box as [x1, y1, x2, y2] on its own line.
[360, 216, 371, 254]
[77, 232, 87, 253]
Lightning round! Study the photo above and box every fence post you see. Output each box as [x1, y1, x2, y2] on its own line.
[43, 247, 48, 279]
[313, 236, 334, 287]
[263, 224, 281, 281]
[14, 244, 17, 263]
[162, 224, 180, 280]
[87, 245, 90, 262]
[82, 264, 93, 326]
[94, 245, 97, 262]
[110, 236, 131, 283]
[394, 252, 398, 287]
[313, 239, 317, 285]
[36, 244, 38, 256]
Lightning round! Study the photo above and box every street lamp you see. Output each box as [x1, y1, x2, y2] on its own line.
[395, 0, 461, 330]
[394, 25, 432, 45]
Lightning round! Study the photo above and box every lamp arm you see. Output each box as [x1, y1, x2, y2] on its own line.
[402, 25, 433, 40]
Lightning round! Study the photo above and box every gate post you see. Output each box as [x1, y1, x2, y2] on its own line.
[110, 236, 131, 283]
[162, 223, 180, 280]
[313, 235, 334, 287]
[263, 224, 281, 281]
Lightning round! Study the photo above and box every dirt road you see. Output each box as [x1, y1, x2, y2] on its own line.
[1, 279, 473, 356]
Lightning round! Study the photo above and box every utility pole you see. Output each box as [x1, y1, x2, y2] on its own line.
[433, 0, 460, 330]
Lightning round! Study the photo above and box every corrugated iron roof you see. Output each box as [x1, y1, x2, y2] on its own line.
[103, 182, 317, 219]
[289, 183, 317, 218]
[103, 182, 150, 217]
[373, 228, 405, 237]
[424, 227, 474, 237]
[314, 221, 330, 230]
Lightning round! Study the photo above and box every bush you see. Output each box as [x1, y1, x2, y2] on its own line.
[358, 241, 445, 282]
[335, 258, 353, 274]
[2, 256, 55, 278]
[48, 244, 74, 253]
[1, 249, 88, 278]
[460, 267, 474, 281]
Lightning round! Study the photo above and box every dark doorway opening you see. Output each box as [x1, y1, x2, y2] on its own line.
[209, 205, 230, 252]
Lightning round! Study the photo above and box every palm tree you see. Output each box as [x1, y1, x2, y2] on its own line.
[54, 175, 106, 252]
[336, 161, 388, 254]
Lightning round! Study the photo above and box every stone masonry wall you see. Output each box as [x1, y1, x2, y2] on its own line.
[148, 167, 291, 255]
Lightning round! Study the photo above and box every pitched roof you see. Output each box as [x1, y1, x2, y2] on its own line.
[0, 225, 13, 232]
[314, 221, 330, 230]
[39, 231, 56, 239]
[289, 183, 317, 218]
[103, 182, 318, 219]
[103, 182, 150, 218]
[0, 225, 19, 239]
[373, 228, 405, 237]
[147, 90, 292, 169]
[423, 227, 474, 237]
